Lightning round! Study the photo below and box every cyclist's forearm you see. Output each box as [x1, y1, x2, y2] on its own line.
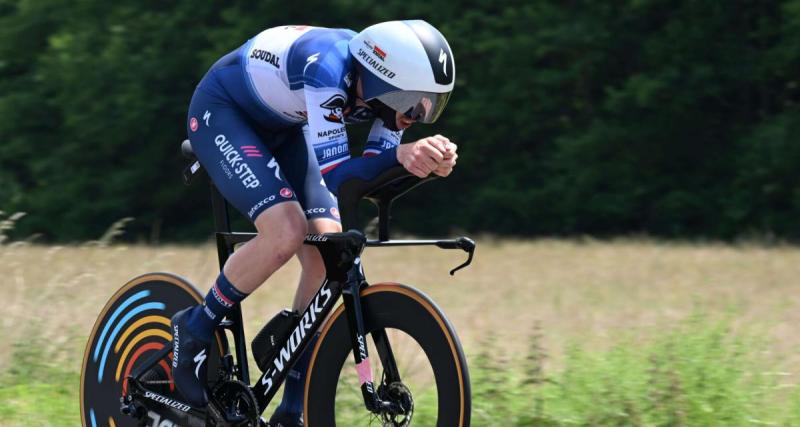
[322, 146, 399, 196]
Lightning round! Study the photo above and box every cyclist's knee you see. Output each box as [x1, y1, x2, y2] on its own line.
[254, 202, 307, 264]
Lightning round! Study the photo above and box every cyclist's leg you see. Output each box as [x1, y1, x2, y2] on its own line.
[174, 87, 307, 406]
[268, 125, 342, 424]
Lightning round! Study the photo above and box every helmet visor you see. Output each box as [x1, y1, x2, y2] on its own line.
[376, 90, 452, 124]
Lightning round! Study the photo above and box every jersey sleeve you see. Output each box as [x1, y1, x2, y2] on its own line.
[304, 87, 351, 173]
[363, 119, 404, 156]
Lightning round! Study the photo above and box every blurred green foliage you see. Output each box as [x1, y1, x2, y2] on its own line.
[2, 0, 800, 241]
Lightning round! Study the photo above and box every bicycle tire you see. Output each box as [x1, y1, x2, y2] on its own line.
[304, 283, 471, 427]
[80, 272, 225, 427]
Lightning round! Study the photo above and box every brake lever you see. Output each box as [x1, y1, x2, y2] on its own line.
[447, 237, 475, 276]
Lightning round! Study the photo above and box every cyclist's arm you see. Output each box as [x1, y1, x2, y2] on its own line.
[322, 119, 401, 196]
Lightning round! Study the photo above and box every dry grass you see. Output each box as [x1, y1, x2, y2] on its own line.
[2, 237, 800, 377]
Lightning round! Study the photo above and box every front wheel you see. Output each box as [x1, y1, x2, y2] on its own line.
[305, 283, 471, 427]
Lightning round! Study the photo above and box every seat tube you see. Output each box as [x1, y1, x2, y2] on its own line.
[341, 257, 379, 412]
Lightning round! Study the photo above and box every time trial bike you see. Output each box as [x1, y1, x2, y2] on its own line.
[80, 140, 475, 426]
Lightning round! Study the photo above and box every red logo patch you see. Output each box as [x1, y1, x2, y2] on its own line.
[280, 188, 293, 198]
[330, 207, 340, 219]
[189, 117, 199, 132]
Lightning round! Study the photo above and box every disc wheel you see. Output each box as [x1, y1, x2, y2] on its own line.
[80, 272, 226, 427]
[305, 284, 471, 427]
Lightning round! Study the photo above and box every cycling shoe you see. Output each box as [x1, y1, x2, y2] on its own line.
[170, 307, 210, 407]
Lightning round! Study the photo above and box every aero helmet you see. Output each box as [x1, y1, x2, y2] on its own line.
[349, 20, 455, 124]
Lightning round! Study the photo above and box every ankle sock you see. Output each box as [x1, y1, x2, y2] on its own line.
[186, 271, 248, 342]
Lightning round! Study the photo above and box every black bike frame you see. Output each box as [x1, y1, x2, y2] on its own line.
[124, 157, 476, 422]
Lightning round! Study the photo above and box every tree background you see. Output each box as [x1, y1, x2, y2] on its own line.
[2, 0, 799, 242]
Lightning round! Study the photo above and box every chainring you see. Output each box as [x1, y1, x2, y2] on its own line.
[209, 380, 260, 426]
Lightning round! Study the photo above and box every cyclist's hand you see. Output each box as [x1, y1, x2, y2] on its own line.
[431, 135, 457, 177]
[397, 138, 445, 178]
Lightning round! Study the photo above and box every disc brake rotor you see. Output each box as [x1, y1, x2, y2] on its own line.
[378, 381, 414, 427]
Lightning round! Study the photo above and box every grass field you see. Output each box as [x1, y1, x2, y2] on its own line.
[2, 228, 800, 425]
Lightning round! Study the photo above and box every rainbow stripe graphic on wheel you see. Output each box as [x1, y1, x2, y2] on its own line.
[81, 273, 224, 427]
[92, 290, 167, 383]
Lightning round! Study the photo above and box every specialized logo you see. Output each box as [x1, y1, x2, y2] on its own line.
[250, 49, 280, 68]
[214, 134, 260, 189]
[320, 94, 346, 124]
[304, 52, 320, 74]
[203, 110, 211, 127]
[189, 117, 198, 132]
[248, 194, 276, 218]
[439, 48, 448, 77]
[357, 48, 396, 79]
[193, 349, 207, 379]
[280, 187, 293, 198]
[172, 325, 180, 368]
[260, 281, 333, 394]
[343, 72, 353, 88]
[330, 207, 340, 219]
[144, 391, 191, 412]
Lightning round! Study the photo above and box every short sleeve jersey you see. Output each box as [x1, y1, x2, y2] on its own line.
[232, 25, 403, 172]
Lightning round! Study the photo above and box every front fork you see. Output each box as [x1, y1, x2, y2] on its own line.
[341, 257, 403, 414]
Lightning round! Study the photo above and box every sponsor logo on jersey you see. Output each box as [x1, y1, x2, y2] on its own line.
[305, 207, 326, 215]
[215, 134, 261, 189]
[343, 72, 353, 88]
[357, 49, 396, 79]
[250, 49, 280, 68]
[203, 110, 211, 126]
[317, 127, 346, 139]
[320, 94, 346, 124]
[330, 207, 340, 219]
[189, 117, 198, 132]
[280, 187, 293, 198]
[321, 143, 348, 159]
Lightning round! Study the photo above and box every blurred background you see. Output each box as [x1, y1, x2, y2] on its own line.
[2, 1, 800, 426]
[3, 0, 800, 242]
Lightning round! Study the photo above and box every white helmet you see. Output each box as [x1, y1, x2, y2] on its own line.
[349, 20, 455, 124]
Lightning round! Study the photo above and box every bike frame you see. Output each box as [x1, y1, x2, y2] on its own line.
[123, 159, 475, 422]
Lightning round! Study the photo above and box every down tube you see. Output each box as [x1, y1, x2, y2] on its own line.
[251, 279, 343, 410]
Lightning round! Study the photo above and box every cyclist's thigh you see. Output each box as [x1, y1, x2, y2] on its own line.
[187, 88, 298, 222]
[271, 125, 341, 223]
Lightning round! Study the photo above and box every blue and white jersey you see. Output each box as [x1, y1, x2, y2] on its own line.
[223, 25, 403, 172]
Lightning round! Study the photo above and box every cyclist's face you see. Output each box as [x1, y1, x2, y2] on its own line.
[396, 113, 416, 130]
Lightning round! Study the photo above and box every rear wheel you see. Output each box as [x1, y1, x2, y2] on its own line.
[305, 284, 470, 427]
[80, 272, 226, 427]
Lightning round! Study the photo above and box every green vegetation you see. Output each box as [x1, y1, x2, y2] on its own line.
[2, 1, 800, 241]
[2, 316, 797, 426]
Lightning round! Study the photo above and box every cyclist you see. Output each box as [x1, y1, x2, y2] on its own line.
[171, 20, 457, 426]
